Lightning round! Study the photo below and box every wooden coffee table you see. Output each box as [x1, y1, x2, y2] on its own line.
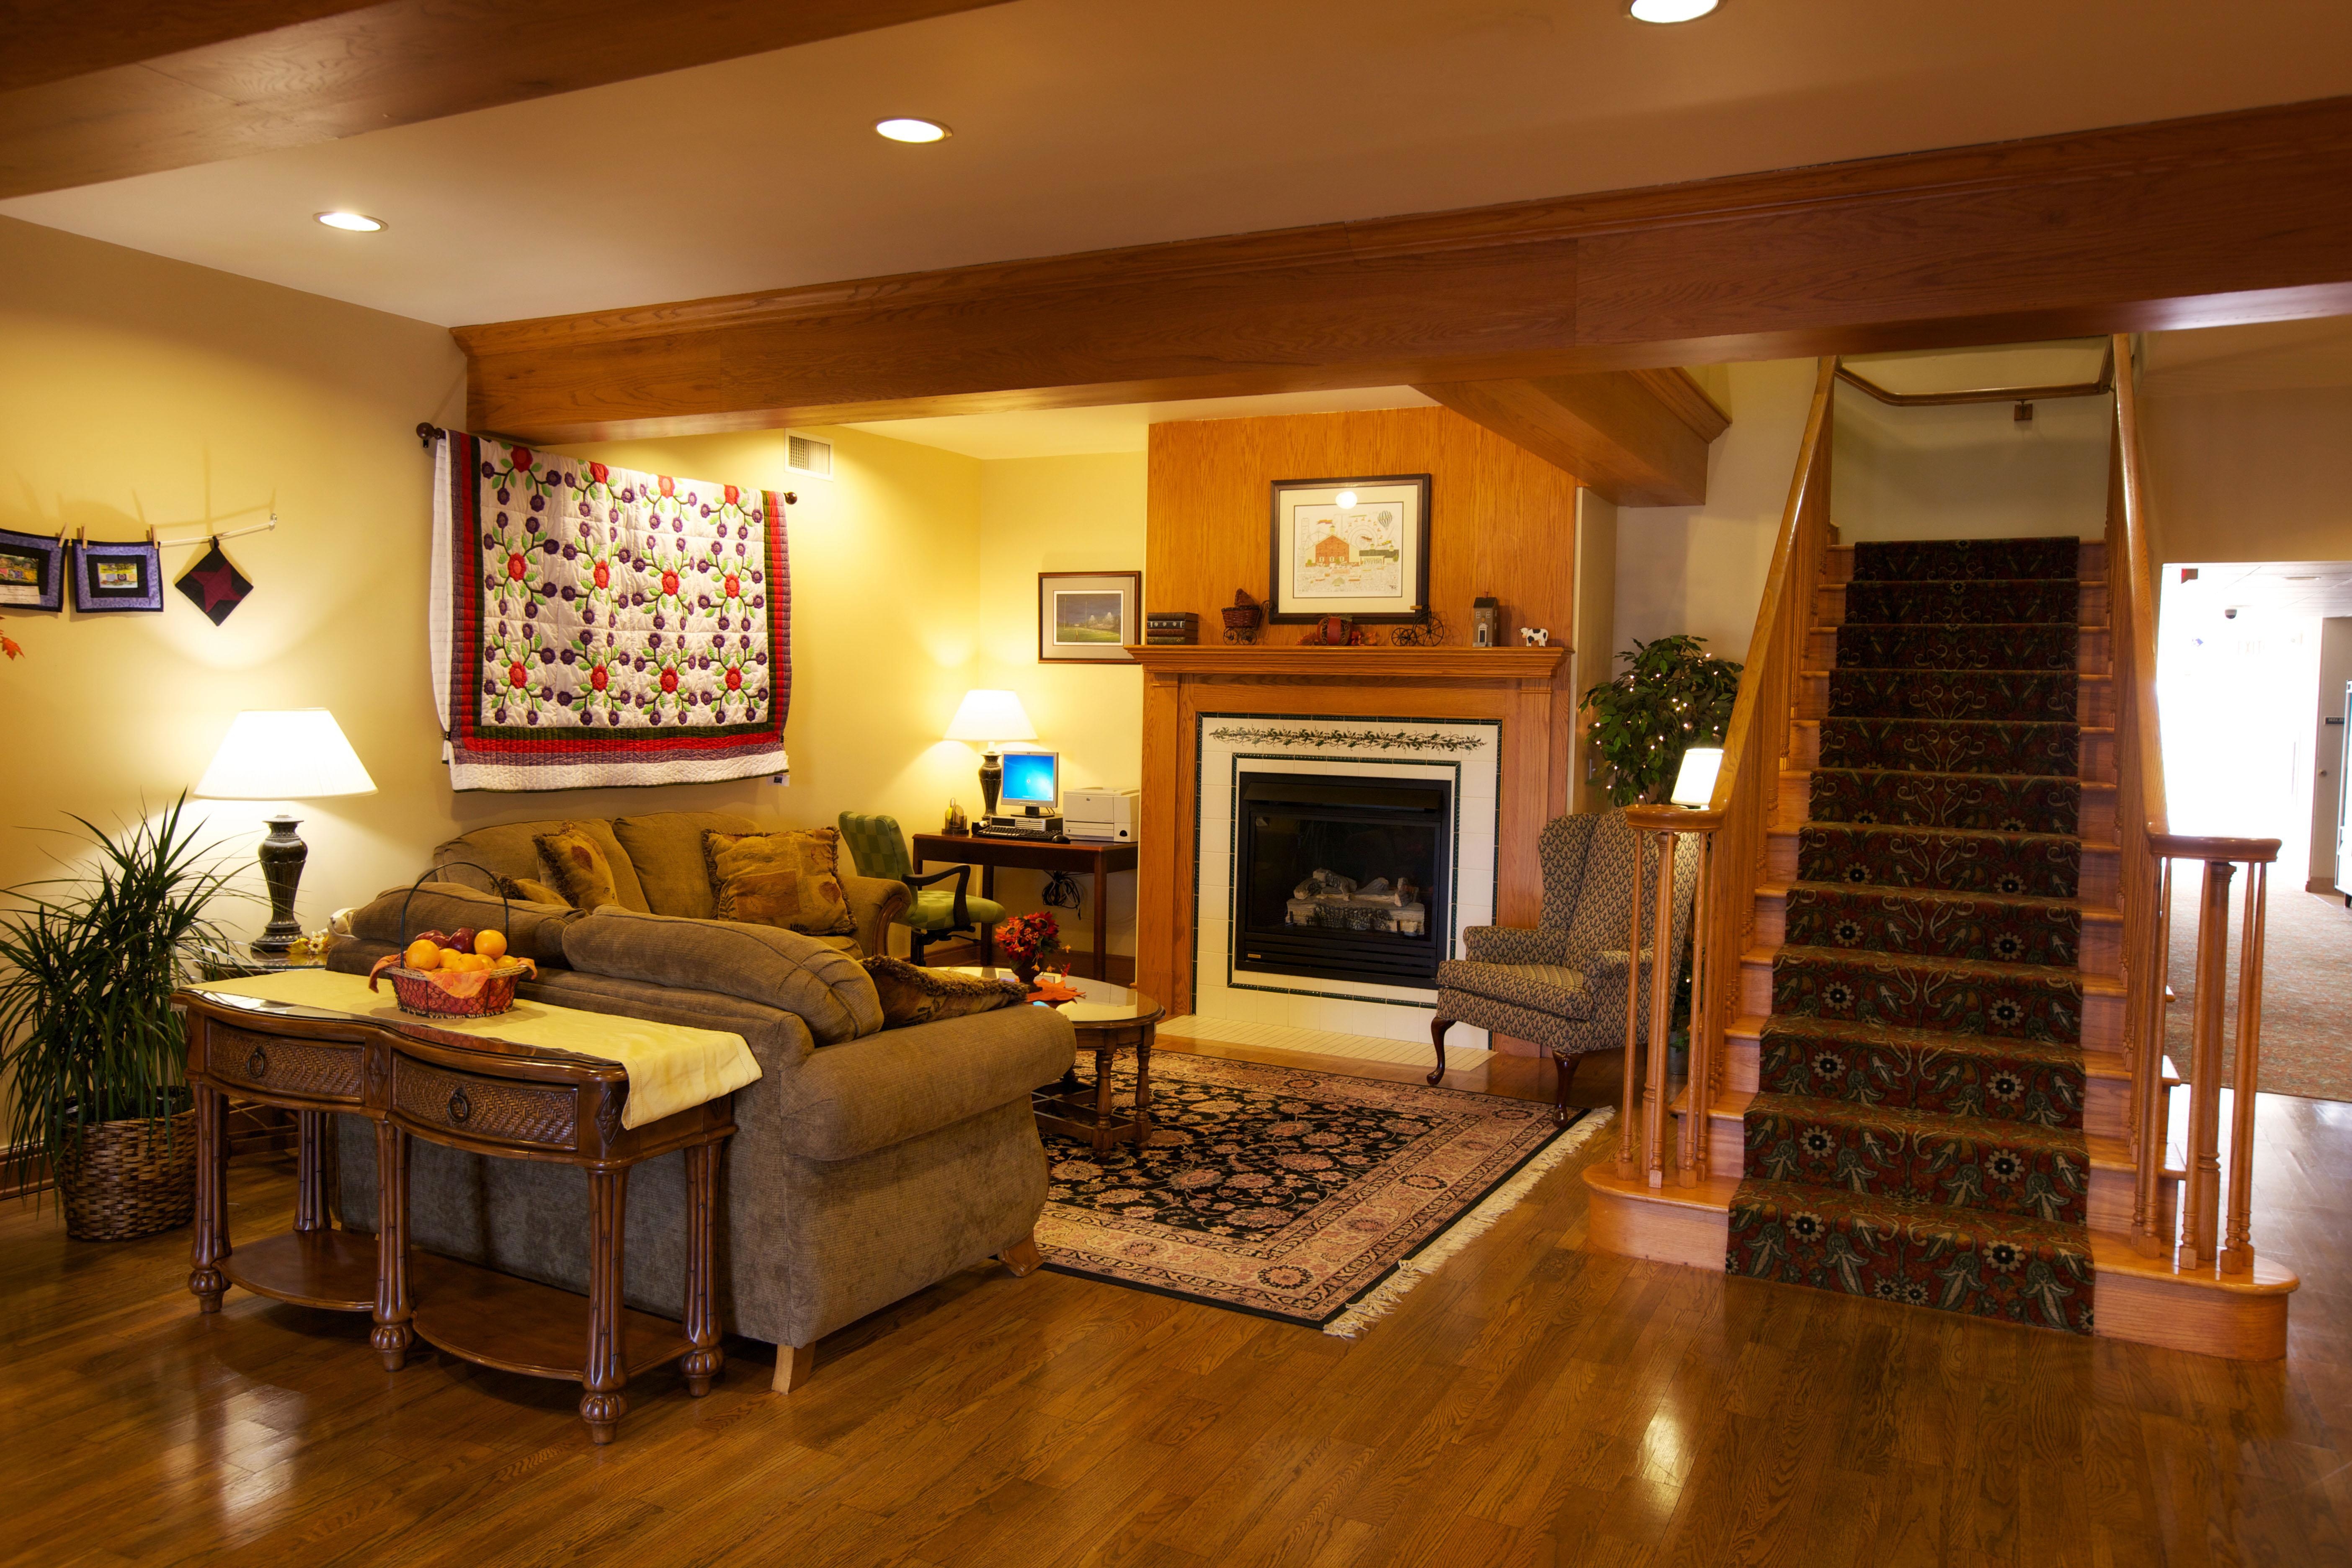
[952, 969, 1164, 1154]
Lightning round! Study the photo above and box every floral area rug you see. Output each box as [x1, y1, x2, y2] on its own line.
[1036, 1052, 1604, 1334]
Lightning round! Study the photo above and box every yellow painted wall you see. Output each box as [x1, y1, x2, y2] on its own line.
[0, 215, 991, 952]
[2142, 385, 2352, 568]
[970, 453, 1147, 962]
[0, 215, 467, 930]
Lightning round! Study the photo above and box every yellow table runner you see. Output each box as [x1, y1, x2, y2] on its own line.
[189, 969, 761, 1130]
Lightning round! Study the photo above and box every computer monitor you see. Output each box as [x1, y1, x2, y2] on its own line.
[998, 750, 1060, 811]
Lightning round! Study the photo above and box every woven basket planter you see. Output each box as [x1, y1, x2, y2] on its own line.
[55, 1108, 199, 1242]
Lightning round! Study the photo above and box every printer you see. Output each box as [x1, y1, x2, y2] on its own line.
[1063, 787, 1138, 842]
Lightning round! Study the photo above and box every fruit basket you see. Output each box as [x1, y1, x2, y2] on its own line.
[363, 865, 538, 1019]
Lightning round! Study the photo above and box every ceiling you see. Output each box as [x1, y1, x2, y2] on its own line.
[2166, 561, 2352, 621]
[5, 0, 2351, 329]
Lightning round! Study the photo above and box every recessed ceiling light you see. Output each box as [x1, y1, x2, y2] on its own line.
[315, 211, 384, 232]
[875, 117, 951, 144]
[1628, 0, 1719, 21]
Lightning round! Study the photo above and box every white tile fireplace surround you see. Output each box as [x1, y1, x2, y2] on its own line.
[1192, 713, 1500, 1046]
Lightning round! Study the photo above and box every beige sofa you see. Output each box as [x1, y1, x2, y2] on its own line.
[328, 819, 1071, 1391]
[424, 809, 912, 958]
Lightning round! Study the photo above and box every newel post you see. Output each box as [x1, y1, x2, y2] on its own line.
[1622, 803, 1723, 1189]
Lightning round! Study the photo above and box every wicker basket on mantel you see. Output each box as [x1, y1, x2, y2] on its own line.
[54, 1107, 199, 1242]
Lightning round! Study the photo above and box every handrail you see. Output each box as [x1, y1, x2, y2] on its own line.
[2107, 332, 2278, 1279]
[1615, 356, 1835, 1187]
[1837, 340, 2113, 408]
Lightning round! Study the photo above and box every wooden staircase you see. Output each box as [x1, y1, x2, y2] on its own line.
[1583, 348, 2298, 1359]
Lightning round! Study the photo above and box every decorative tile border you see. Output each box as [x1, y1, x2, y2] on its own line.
[1205, 724, 1489, 753]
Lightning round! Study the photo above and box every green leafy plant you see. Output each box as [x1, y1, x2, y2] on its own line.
[0, 797, 242, 1199]
[1579, 634, 1744, 806]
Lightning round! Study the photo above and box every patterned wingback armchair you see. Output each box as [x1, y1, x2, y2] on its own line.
[1430, 810, 1700, 1124]
[836, 812, 1008, 965]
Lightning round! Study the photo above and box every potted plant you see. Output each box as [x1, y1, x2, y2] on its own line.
[0, 797, 241, 1241]
[1579, 634, 1744, 807]
[993, 911, 1065, 988]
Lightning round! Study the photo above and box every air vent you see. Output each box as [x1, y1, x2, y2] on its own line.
[786, 434, 833, 478]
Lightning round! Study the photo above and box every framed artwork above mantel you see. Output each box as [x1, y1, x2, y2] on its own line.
[1268, 473, 1431, 623]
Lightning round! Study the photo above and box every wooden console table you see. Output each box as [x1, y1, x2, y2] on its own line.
[181, 987, 735, 1444]
[914, 832, 1140, 983]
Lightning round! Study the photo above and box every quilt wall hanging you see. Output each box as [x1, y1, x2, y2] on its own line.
[431, 431, 790, 790]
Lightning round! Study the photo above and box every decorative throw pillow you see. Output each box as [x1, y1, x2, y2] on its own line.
[496, 874, 573, 908]
[533, 823, 622, 913]
[703, 828, 855, 936]
[859, 956, 1028, 1029]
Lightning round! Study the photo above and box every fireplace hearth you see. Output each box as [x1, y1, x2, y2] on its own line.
[1233, 771, 1452, 989]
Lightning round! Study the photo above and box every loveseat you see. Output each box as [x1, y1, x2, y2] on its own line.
[328, 826, 1073, 1392]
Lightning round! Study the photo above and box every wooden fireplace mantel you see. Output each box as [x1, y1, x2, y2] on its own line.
[1124, 645, 1565, 681]
[1131, 638, 1577, 1024]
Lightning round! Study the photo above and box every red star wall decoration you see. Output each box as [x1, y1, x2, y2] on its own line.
[175, 539, 253, 624]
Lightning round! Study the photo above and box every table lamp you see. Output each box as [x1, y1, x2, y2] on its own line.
[194, 709, 378, 956]
[1669, 745, 1724, 808]
[944, 689, 1036, 820]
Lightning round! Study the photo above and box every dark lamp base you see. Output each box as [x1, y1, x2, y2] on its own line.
[251, 814, 308, 958]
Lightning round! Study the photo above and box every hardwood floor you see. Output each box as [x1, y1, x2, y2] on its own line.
[3, 1046, 2344, 1567]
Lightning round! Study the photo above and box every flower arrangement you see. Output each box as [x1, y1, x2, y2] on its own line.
[994, 910, 1064, 975]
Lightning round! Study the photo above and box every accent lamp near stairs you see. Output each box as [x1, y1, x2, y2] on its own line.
[1583, 345, 2299, 1360]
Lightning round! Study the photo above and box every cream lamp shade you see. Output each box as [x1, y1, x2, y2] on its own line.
[943, 689, 1037, 745]
[194, 709, 378, 799]
[1669, 745, 1724, 808]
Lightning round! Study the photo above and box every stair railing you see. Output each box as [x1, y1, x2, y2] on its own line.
[1617, 357, 1836, 1184]
[2107, 332, 2278, 1275]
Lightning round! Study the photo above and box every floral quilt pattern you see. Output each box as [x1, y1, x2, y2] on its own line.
[434, 432, 790, 789]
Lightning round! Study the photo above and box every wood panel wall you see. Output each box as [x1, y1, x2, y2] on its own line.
[1145, 406, 1579, 644]
[1140, 406, 1586, 1047]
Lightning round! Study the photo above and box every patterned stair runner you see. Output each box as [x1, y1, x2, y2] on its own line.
[1726, 536, 2098, 1333]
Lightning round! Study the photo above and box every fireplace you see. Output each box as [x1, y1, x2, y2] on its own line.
[1233, 771, 1452, 989]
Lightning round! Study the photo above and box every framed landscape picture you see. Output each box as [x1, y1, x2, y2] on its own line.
[0, 527, 65, 612]
[1268, 474, 1431, 622]
[1038, 570, 1141, 663]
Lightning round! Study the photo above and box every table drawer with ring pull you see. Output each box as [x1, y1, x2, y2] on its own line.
[205, 1024, 365, 1104]
[393, 1056, 579, 1150]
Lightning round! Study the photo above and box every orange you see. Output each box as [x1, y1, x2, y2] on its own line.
[404, 939, 440, 971]
[474, 929, 508, 962]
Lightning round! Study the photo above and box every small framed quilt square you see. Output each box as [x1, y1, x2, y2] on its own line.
[0, 528, 65, 612]
[72, 540, 164, 614]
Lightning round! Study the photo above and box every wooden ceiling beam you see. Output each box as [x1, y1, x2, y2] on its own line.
[1414, 370, 1726, 506]
[455, 95, 2352, 444]
[0, 0, 1015, 199]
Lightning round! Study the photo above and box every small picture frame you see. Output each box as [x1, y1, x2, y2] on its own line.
[72, 540, 165, 614]
[1269, 474, 1431, 622]
[1038, 571, 1142, 663]
[0, 528, 66, 612]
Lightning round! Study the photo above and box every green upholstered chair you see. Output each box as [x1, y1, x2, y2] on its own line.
[836, 812, 1005, 965]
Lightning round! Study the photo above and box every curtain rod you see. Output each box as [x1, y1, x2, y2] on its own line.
[417, 423, 797, 504]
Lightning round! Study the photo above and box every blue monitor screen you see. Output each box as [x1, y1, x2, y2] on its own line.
[1000, 751, 1059, 805]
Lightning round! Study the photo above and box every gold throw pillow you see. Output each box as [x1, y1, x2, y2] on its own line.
[704, 828, 855, 936]
[859, 956, 1027, 1029]
[532, 824, 622, 913]
[496, 874, 574, 908]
